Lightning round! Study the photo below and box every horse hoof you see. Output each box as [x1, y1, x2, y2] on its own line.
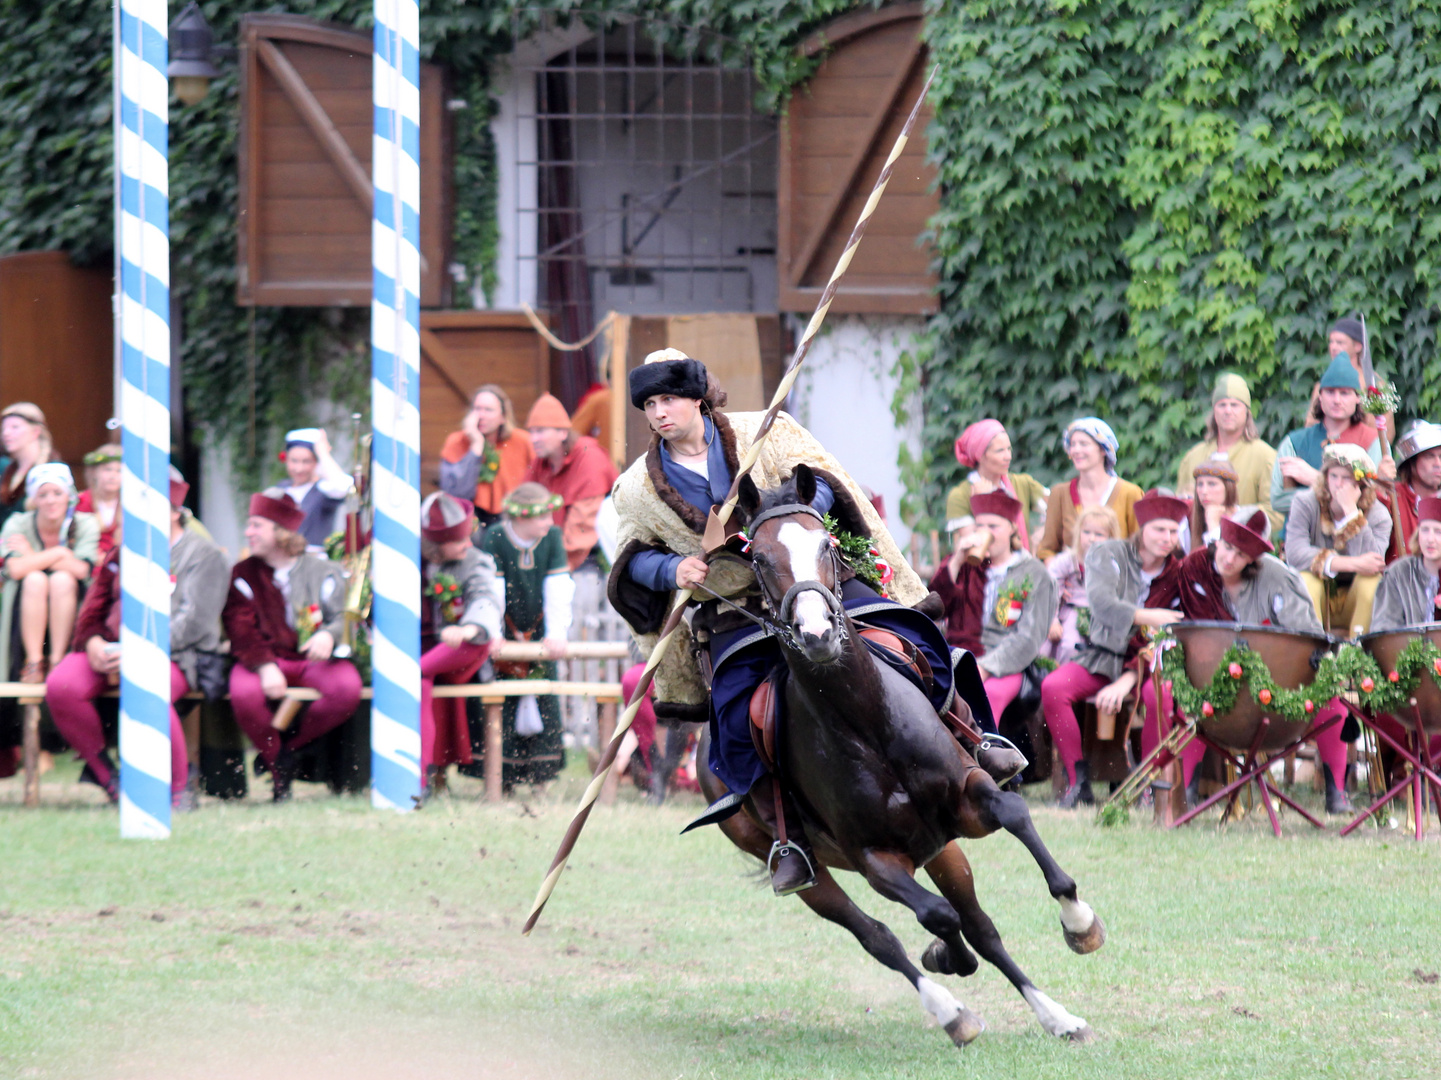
[1063, 911, 1106, 955]
[944, 1007, 986, 1047]
[922, 937, 978, 978]
[1066, 1024, 1096, 1044]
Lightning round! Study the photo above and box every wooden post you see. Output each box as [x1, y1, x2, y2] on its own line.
[484, 699, 504, 803]
[598, 701, 619, 805]
[22, 702, 41, 808]
[1153, 759, 1184, 826]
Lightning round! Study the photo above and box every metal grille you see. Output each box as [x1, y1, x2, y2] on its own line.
[511, 16, 778, 362]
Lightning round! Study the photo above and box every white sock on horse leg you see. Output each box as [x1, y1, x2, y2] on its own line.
[1058, 896, 1095, 934]
[1022, 986, 1088, 1037]
[916, 976, 962, 1026]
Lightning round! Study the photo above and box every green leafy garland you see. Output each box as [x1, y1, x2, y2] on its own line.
[822, 514, 887, 591]
[1159, 632, 1441, 725]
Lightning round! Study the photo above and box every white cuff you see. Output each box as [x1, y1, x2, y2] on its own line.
[1323, 554, 1337, 579]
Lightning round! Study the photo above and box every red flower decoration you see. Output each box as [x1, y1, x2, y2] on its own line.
[1258, 688, 1272, 705]
[1433, 658, 1441, 677]
[1361, 677, 1375, 693]
[1303, 699, 1315, 714]
[1201, 701, 1214, 717]
[1228, 662, 1243, 679]
[434, 583, 444, 594]
[1389, 670, 1401, 684]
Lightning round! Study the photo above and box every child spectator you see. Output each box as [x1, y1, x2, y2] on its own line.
[76, 444, 122, 558]
[1045, 506, 1120, 664]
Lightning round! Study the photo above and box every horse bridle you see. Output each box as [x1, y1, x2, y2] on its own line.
[744, 503, 846, 639]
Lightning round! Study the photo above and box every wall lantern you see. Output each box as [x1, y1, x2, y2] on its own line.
[167, 3, 221, 106]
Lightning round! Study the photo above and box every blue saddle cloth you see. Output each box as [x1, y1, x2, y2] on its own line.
[706, 579, 991, 796]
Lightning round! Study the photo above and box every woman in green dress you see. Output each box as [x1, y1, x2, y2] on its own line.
[479, 482, 575, 788]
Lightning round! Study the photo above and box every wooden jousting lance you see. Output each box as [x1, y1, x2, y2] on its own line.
[522, 65, 939, 936]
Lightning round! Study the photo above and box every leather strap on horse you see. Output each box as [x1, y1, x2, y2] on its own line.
[523, 65, 941, 936]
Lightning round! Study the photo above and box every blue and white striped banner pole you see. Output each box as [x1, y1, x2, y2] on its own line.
[116, 0, 172, 838]
[369, 0, 422, 810]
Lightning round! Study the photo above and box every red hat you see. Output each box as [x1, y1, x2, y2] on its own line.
[526, 393, 572, 429]
[1419, 497, 1441, 525]
[249, 491, 305, 532]
[970, 489, 1022, 524]
[1133, 489, 1189, 527]
[421, 491, 474, 543]
[1219, 510, 1273, 560]
[168, 465, 189, 510]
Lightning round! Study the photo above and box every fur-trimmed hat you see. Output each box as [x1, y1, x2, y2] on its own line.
[420, 491, 474, 543]
[249, 489, 305, 532]
[1134, 489, 1189, 526]
[1192, 453, 1238, 484]
[970, 489, 1022, 525]
[628, 349, 710, 409]
[1220, 510, 1273, 560]
[526, 393, 571, 429]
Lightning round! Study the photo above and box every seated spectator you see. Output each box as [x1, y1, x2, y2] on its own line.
[76, 444, 122, 558]
[479, 482, 575, 790]
[438, 384, 535, 528]
[1285, 443, 1391, 636]
[1144, 510, 1354, 812]
[929, 491, 1057, 724]
[0, 402, 57, 532]
[1036, 418, 1143, 562]
[522, 393, 619, 571]
[222, 489, 361, 801]
[1272, 353, 1393, 542]
[943, 419, 1047, 551]
[0, 464, 98, 687]
[277, 428, 353, 551]
[1307, 318, 1395, 442]
[1174, 374, 1278, 532]
[1040, 491, 1186, 807]
[45, 468, 226, 809]
[419, 491, 503, 793]
[1045, 506, 1121, 664]
[1390, 420, 1441, 555]
[1186, 454, 1269, 551]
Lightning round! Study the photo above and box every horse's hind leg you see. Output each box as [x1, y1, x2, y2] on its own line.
[924, 842, 1094, 1042]
[970, 777, 1106, 954]
[798, 867, 985, 1047]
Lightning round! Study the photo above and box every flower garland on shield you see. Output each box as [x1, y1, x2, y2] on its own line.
[430, 572, 466, 624]
[1158, 632, 1348, 725]
[994, 576, 1032, 628]
[1345, 636, 1441, 714]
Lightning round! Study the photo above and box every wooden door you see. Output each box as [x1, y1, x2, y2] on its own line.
[779, 4, 939, 314]
[236, 14, 450, 308]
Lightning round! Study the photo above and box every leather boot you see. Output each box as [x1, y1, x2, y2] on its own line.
[1058, 760, 1094, 809]
[1323, 764, 1354, 815]
[975, 735, 1028, 785]
[271, 747, 298, 803]
[751, 777, 818, 896]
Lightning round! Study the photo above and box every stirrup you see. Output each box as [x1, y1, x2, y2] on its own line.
[767, 839, 818, 896]
[976, 733, 1029, 785]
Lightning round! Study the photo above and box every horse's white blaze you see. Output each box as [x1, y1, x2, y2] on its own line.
[776, 522, 832, 638]
[1059, 896, 1095, 934]
[916, 976, 962, 1026]
[1022, 986, 1088, 1037]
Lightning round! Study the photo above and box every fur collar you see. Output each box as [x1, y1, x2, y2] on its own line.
[1313, 480, 1376, 546]
[643, 410, 740, 534]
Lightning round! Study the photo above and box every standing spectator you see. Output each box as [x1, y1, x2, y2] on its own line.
[1173, 373, 1278, 532]
[438, 384, 535, 528]
[1272, 353, 1393, 541]
[479, 482, 575, 790]
[1185, 455, 1269, 551]
[522, 394, 619, 570]
[1035, 418, 1143, 562]
[943, 419, 1048, 551]
[1306, 318, 1395, 442]
[222, 490, 361, 801]
[76, 444, 122, 558]
[418, 492, 502, 792]
[1045, 506, 1121, 664]
[45, 467, 225, 808]
[0, 464, 97, 687]
[1284, 443, 1391, 636]
[277, 428, 353, 552]
[1389, 420, 1441, 555]
[0, 402, 57, 532]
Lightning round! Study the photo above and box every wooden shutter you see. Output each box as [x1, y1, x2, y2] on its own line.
[236, 14, 450, 308]
[778, 4, 939, 315]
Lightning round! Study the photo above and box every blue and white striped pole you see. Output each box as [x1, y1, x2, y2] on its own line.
[369, 0, 422, 810]
[116, 0, 172, 838]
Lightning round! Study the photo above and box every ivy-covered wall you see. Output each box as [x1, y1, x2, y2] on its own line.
[0, 0, 862, 493]
[915, 0, 1441, 525]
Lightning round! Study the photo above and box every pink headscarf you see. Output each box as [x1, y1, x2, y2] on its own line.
[954, 419, 1006, 468]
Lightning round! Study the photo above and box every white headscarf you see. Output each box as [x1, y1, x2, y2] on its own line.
[25, 461, 77, 504]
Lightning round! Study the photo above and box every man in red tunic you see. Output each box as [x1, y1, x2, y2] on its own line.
[1390, 421, 1441, 557]
[522, 393, 618, 570]
[222, 490, 362, 800]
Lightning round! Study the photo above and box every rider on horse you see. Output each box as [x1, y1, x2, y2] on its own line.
[608, 349, 1019, 895]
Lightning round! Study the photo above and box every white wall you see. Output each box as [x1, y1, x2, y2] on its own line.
[784, 314, 924, 550]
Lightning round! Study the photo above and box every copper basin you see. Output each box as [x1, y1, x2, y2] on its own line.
[1359, 623, 1441, 731]
[1169, 621, 1335, 753]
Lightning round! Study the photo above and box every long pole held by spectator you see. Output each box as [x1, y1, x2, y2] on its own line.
[116, 0, 173, 839]
[522, 65, 939, 935]
[368, 0, 423, 810]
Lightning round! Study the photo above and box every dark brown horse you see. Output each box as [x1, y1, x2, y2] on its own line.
[697, 465, 1105, 1046]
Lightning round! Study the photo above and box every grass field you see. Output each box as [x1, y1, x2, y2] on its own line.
[2, 757, 1439, 1080]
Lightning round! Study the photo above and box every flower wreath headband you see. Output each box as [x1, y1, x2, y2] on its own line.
[83, 449, 122, 467]
[504, 492, 563, 518]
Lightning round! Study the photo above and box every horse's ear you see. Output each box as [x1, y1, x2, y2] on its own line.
[793, 463, 817, 506]
[737, 474, 762, 521]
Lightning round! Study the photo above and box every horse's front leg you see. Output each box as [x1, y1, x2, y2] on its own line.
[966, 775, 1106, 954]
[797, 866, 985, 1047]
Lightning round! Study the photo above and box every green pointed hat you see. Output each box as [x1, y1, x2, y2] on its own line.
[1319, 352, 1361, 392]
